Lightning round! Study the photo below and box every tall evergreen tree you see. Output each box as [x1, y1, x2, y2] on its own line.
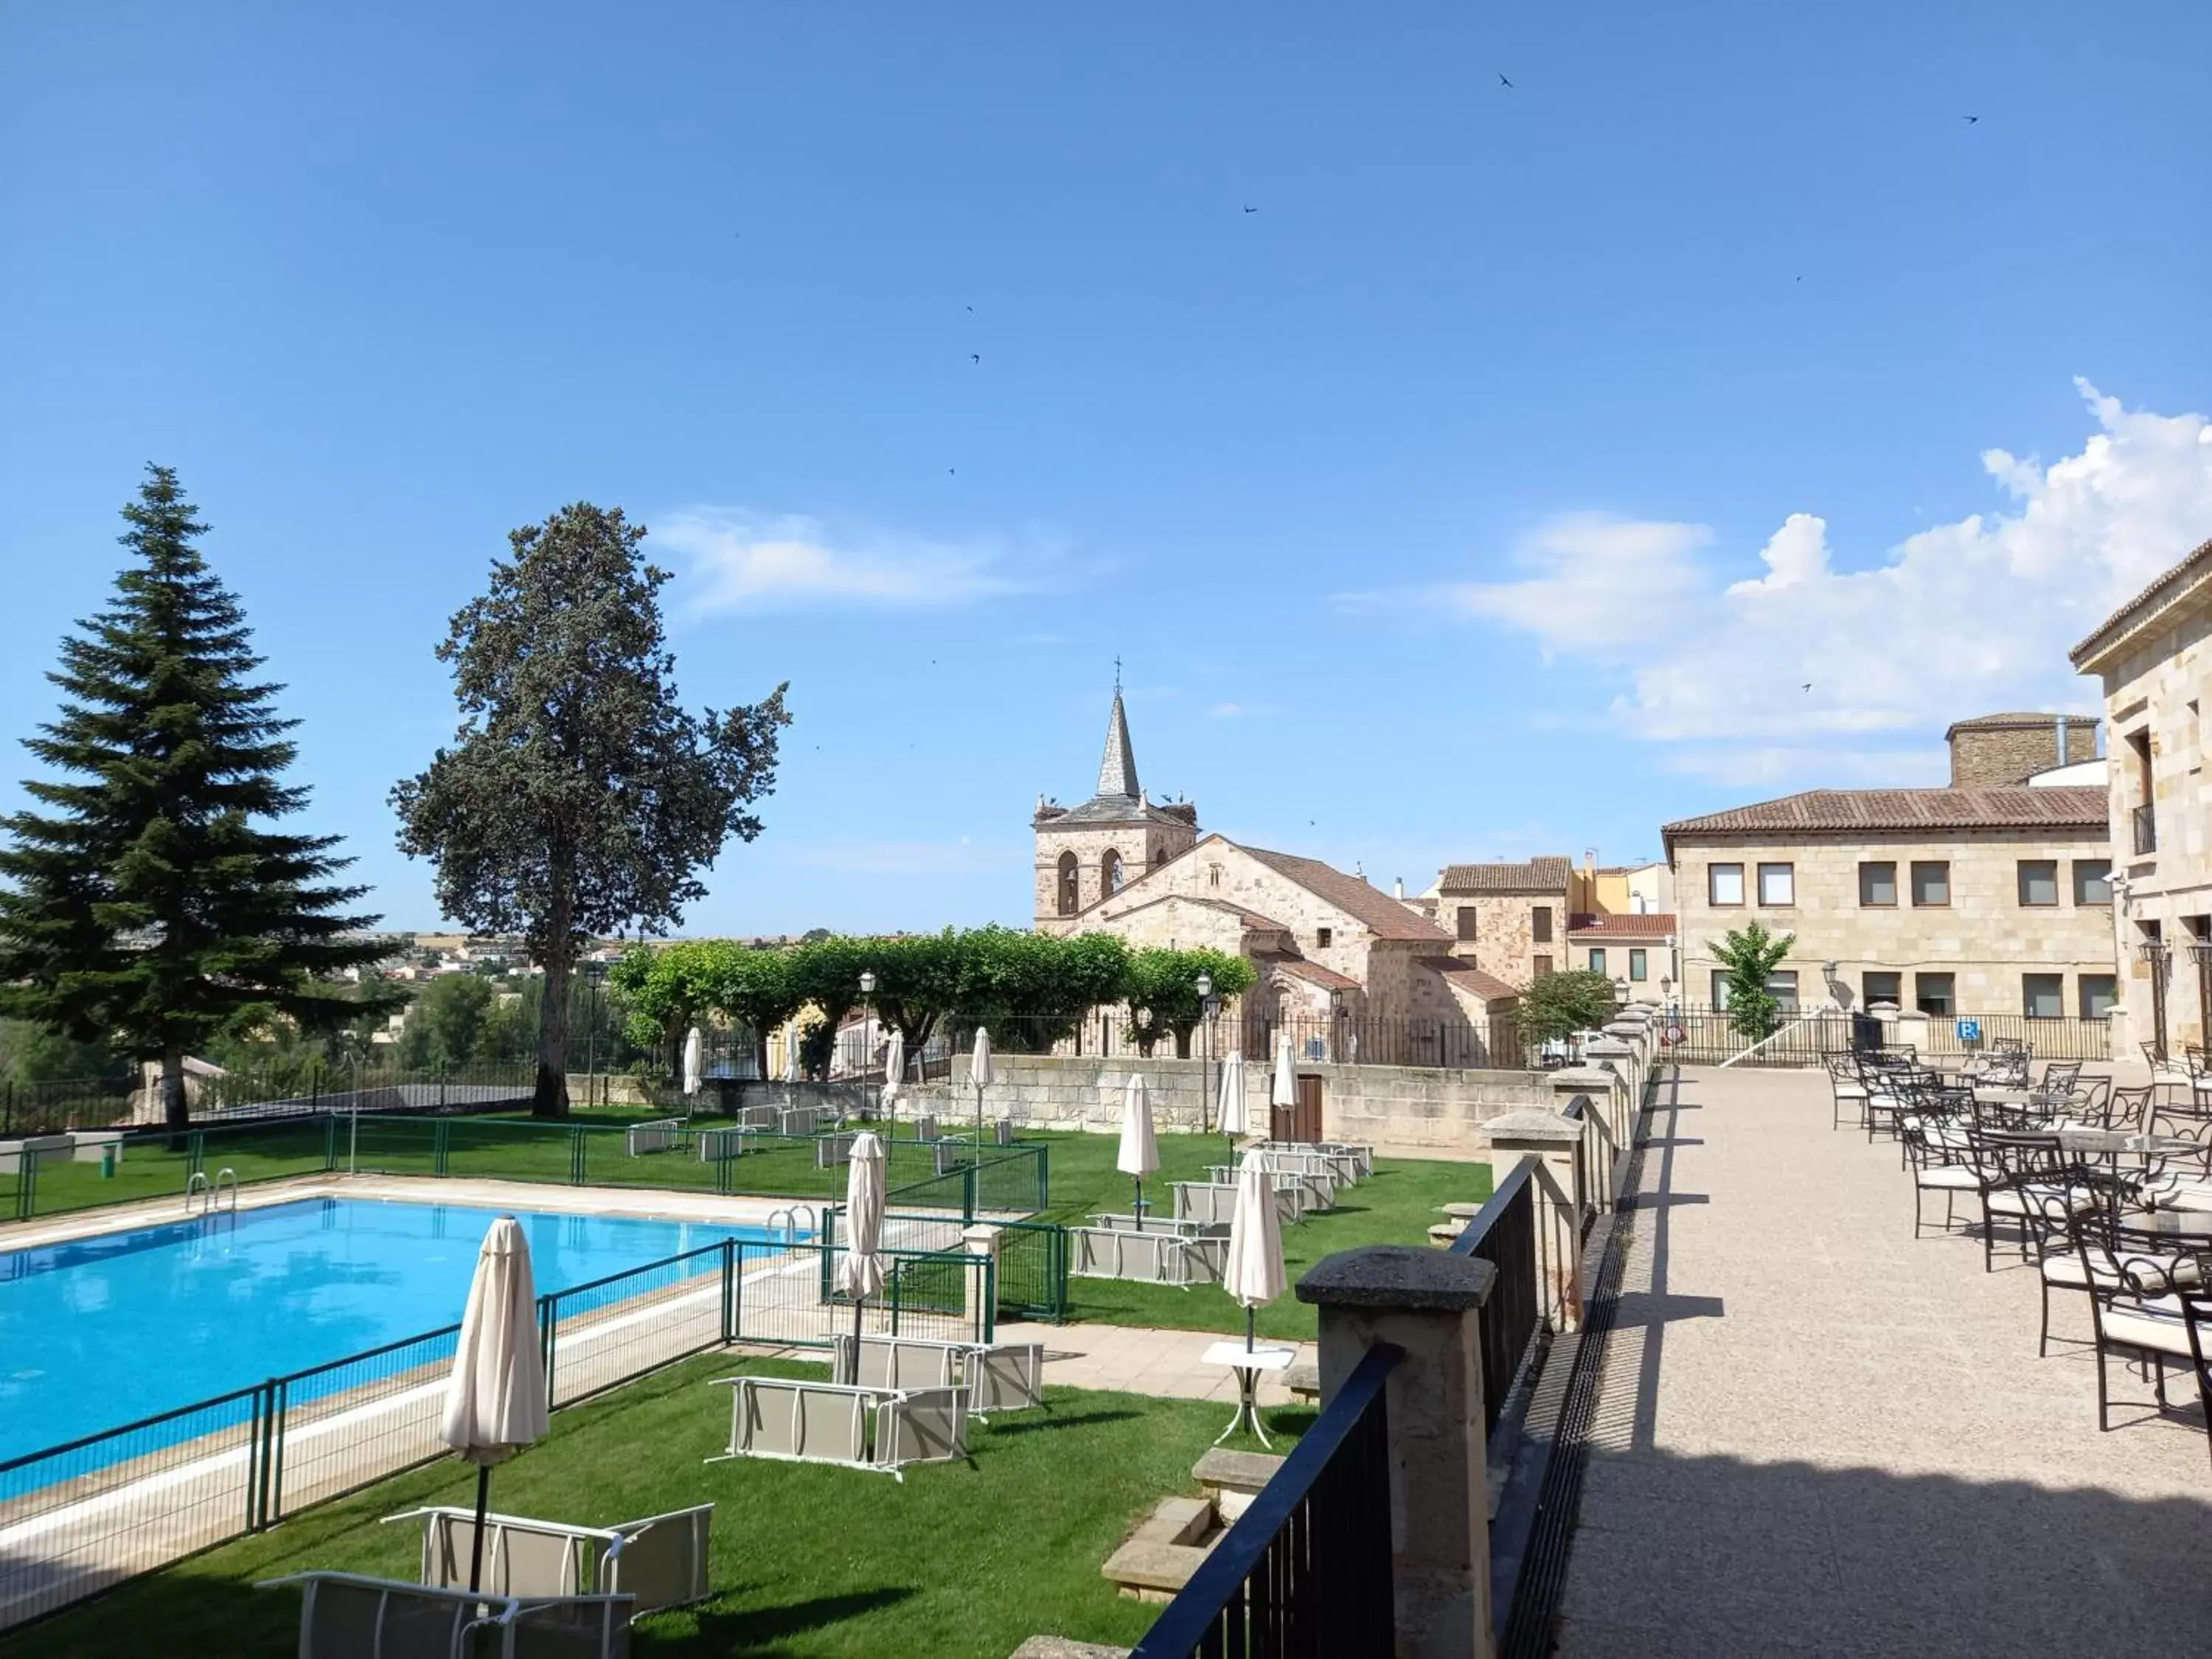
[392, 502, 789, 1118]
[0, 467, 388, 1126]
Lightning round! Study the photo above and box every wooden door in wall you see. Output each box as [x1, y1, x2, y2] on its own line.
[1272, 1074, 1324, 1143]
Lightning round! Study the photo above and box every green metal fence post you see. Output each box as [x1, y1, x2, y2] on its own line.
[434, 1119, 451, 1178]
[570, 1127, 587, 1186]
[963, 1164, 976, 1223]
[187, 1129, 206, 1180]
[17, 1149, 35, 1222]
[720, 1239, 735, 1344]
[1035, 1144, 1049, 1212]
[324, 1114, 338, 1172]
[538, 1292, 557, 1410]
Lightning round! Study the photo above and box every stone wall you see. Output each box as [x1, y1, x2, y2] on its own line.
[905, 1051, 1552, 1161]
[1672, 826, 2115, 1018]
[1948, 717, 2098, 787]
[2089, 599, 2212, 1054]
[1439, 893, 1562, 988]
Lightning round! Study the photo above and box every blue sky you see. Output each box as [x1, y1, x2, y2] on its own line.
[4, 3, 2211, 936]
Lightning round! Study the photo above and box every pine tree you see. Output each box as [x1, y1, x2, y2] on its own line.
[0, 466, 387, 1127]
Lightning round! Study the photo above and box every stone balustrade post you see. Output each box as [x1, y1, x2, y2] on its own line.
[1298, 1245, 1499, 1659]
[961, 1222, 1001, 1341]
[1477, 1118, 1587, 1327]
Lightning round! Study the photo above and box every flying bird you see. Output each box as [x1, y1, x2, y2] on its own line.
[1243, 205, 1258, 214]
[1498, 73, 1513, 88]
[1802, 683, 1812, 692]
[1963, 114, 1979, 123]
[970, 353, 980, 364]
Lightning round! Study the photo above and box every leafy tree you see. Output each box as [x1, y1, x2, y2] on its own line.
[392, 503, 789, 1117]
[396, 973, 496, 1070]
[0, 1018, 134, 1088]
[0, 467, 387, 1126]
[1711, 920, 1795, 1041]
[1517, 969, 1620, 1044]
[1124, 948, 1258, 1056]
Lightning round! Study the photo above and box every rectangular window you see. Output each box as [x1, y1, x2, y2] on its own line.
[1315, 927, 1333, 949]
[1757, 863, 1795, 906]
[1710, 970, 1731, 1011]
[2017, 860, 2059, 907]
[1915, 972, 1955, 1016]
[2080, 973, 2118, 1018]
[1910, 861, 1950, 907]
[1533, 954, 1553, 978]
[2073, 858, 2112, 905]
[1531, 906, 1553, 943]
[1629, 947, 1647, 981]
[1863, 970, 1902, 1006]
[1455, 905, 1478, 942]
[1587, 947, 1607, 975]
[1859, 862, 1898, 906]
[1708, 863, 1745, 906]
[1767, 970, 1800, 1014]
[2022, 973, 2064, 1019]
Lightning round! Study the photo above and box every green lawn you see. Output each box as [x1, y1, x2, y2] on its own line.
[1, 1354, 1307, 1659]
[1016, 1128, 1492, 1340]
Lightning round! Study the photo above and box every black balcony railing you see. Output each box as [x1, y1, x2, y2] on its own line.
[1132, 1341, 1401, 1659]
[1451, 1158, 1541, 1439]
[2134, 803, 2157, 855]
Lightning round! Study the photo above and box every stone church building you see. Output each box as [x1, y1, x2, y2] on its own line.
[1034, 689, 1520, 1060]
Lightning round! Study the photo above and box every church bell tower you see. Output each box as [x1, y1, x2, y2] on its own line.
[1033, 681, 1199, 934]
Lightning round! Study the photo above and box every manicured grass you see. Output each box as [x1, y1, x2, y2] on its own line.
[1008, 1128, 1493, 1340]
[0, 1354, 1308, 1659]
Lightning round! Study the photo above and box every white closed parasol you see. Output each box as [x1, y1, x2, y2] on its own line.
[1270, 1034, 1297, 1137]
[1218, 1049, 1250, 1156]
[837, 1131, 888, 1355]
[441, 1217, 549, 1592]
[1224, 1155, 1287, 1353]
[971, 1026, 994, 1146]
[682, 1026, 703, 1099]
[1118, 1072, 1159, 1228]
[881, 1028, 905, 1132]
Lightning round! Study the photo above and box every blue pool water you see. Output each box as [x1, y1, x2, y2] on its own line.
[0, 1198, 784, 1464]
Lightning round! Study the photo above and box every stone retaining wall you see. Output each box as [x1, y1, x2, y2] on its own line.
[902, 1052, 1553, 1161]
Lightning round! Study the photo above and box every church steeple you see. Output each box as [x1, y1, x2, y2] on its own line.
[1096, 685, 1140, 801]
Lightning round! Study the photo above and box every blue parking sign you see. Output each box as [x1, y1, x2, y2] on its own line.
[1955, 1018, 1981, 1043]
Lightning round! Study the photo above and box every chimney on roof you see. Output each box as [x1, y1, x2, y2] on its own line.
[1394, 877, 1405, 900]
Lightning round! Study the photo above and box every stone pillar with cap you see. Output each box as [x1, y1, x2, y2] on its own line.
[961, 1222, 1001, 1341]
[1298, 1245, 1499, 1659]
[1479, 1112, 1590, 1328]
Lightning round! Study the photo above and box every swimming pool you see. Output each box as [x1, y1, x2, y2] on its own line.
[0, 1197, 792, 1464]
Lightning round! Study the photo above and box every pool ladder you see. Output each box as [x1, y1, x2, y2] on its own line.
[186, 1166, 240, 1219]
[765, 1203, 815, 1247]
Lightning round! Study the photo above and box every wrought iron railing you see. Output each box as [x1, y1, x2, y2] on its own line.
[1132, 1342, 1402, 1658]
[2134, 803, 2157, 856]
[1450, 1158, 1541, 1439]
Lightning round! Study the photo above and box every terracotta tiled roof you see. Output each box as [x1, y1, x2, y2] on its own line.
[2071, 535, 2212, 670]
[1254, 952, 1363, 993]
[1437, 856, 1573, 894]
[1567, 912, 1677, 939]
[1239, 846, 1453, 942]
[1663, 787, 2109, 844]
[1417, 956, 1521, 1001]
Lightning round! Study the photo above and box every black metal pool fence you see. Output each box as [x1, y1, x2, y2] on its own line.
[0, 1225, 991, 1632]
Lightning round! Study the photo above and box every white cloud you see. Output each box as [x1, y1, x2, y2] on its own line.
[655, 509, 1025, 613]
[1208, 701, 1270, 719]
[1442, 382, 2212, 777]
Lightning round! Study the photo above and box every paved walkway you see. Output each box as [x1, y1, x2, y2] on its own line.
[1557, 1064, 2212, 1658]
[998, 1320, 1316, 1408]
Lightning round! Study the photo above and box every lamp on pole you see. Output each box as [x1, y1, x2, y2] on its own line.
[1195, 971, 1215, 1134]
[858, 970, 877, 1121]
[582, 959, 607, 1110]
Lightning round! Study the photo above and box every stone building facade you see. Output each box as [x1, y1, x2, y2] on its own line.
[1427, 858, 1573, 988]
[2071, 533, 2212, 1060]
[1033, 690, 1522, 1062]
[1945, 712, 2101, 787]
[1665, 780, 2115, 1022]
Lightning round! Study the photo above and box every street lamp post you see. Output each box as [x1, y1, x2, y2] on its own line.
[1195, 972, 1215, 1134]
[858, 970, 877, 1124]
[582, 960, 607, 1110]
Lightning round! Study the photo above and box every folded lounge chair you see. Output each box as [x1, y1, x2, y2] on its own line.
[832, 1334, 1046, 1415]
[387, 1503, 715, 1618]
[708, 1375, 969, 1480]
[256, 1570, 635, 1659]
